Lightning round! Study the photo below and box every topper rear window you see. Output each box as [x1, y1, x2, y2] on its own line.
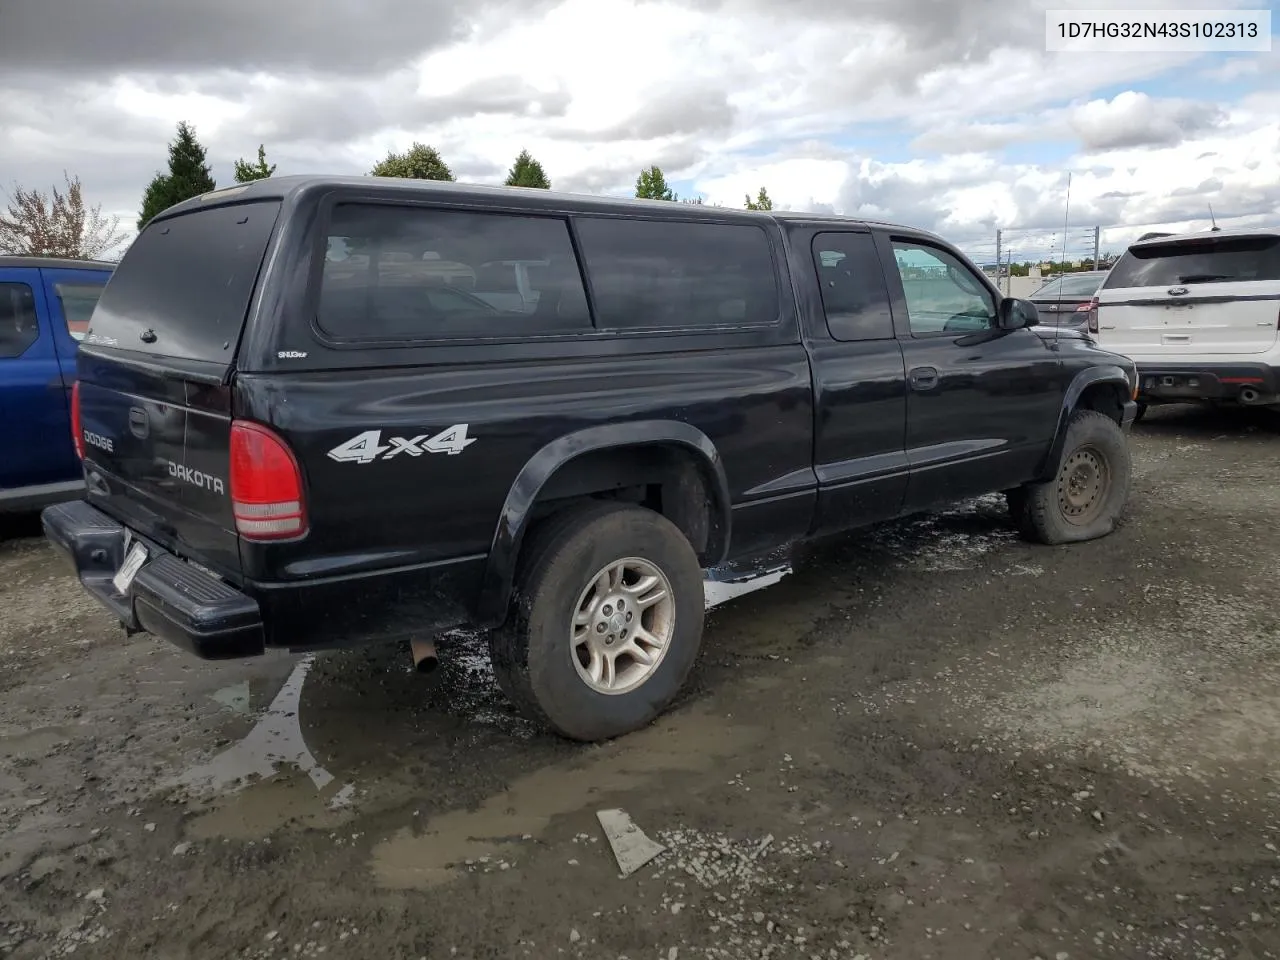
[86, 201, 280, 361]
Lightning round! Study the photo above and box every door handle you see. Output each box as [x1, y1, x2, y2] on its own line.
[908, 366, 939, 391]
[128, 407, 150, 439]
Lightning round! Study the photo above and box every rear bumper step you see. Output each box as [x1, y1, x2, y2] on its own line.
[41, 500, 265, 660]
[1132, 361, 1280, 404]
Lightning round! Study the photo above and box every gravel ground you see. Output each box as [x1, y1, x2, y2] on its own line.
[1, 404, 1278, 960]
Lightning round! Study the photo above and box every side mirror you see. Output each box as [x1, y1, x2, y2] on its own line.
[998, 297, 1039, 330]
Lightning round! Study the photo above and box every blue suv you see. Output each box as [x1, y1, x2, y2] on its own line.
[0, 256, 114, 512]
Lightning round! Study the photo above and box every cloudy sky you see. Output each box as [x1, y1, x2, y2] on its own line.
[1, 0, 1276, 262]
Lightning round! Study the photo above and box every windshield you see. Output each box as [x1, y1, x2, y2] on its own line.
[1033, 273, 1105, 298]
[1104, 235, 1280, 289]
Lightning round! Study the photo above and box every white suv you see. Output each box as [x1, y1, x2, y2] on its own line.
[1091, 228, 1280, 415]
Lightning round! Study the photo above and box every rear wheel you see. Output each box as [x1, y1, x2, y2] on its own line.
[1133, 401, 1147, 423]
[1014, 410, 1131, 545]
[489, 501, 705, 741]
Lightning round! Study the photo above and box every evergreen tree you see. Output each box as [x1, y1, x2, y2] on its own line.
[137, 122, 216, 230]
[369, 142, 454, 181]
[504, 149, 551, 189]
[744, 187, 773, 211]
[234, 144, 276, 183]
[635, 165, 676, 201]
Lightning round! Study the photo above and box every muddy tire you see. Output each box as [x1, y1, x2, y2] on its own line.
[1014, 410, 1131, 545]
[489, 501, 705, 741]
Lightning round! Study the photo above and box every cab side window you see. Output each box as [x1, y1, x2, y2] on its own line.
[318, 204, 592, 341]
[0, 282, 39, 358]
[574, 217, 779, 331]
[890, 241, 996, 336]
[811, 232, 894, 341]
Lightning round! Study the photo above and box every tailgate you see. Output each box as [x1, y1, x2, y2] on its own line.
[78, 359, 241, 578]
[1097, 234, 1280, 356]
[75, 199, 281, 580]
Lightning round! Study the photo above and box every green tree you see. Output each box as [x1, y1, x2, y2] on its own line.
[635, 165, 676, 201]
[504, 149, 551, 189]
[369, 142, 454, 181]
[744, 187, 773, 211]
[234, 144, 276, 183]
[137, 121, 216, 230]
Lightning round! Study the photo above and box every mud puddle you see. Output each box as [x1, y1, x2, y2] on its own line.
[371, 705, 759, 888]
[170, 564, 800, 841]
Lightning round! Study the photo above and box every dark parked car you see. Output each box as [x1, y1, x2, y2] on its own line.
[42, 176, 1138, 740]
[1027, 270, 1110, 333]
[0, 256, 113, 512]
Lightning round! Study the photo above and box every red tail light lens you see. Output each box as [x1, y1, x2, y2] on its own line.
[229, 421, 307, 540]
[1086, 296, 1099, 334]
[70, 381, 84, 460]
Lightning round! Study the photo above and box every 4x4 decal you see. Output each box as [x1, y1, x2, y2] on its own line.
[326, 425, 476, 463]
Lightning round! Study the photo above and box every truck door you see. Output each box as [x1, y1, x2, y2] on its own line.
[0, 266, 78, 496]
[876, 233, 1062, 512]
[799, 228, 909, 535]
[40, 265, 111, 416]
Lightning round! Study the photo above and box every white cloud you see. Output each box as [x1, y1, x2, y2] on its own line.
[913, 91, 1228, 155]
[1068, 91, 1225, 151]
[829, 112, 1280, 254]
[1201, 50, 1279, 82]
[0, 0, 1274, 250]
[697, 159, 850, 211]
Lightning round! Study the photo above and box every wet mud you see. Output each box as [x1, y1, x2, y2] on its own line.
[2, 405, 1279, 959]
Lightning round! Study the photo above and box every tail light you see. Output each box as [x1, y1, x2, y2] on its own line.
[1085, 296, 1100, 334]
[229, 421, 307, 540]
[70, 381, 84, 460]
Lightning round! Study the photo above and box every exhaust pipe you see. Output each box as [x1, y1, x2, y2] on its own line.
[1240, 387, 1261, 405]
[410, 638, 439, 673]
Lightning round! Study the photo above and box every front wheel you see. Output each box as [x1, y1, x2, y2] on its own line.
[489, 501, 705, 741]
[1014, 410, 1132, 545]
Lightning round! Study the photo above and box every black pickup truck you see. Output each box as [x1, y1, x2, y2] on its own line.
[42, 175, 1138, 740]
